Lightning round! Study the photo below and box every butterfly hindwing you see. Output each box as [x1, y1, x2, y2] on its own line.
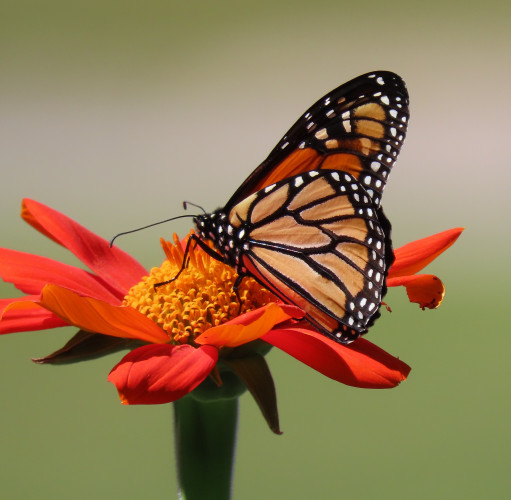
[224, 170, 391, 343]
[226, 71, 409, 210]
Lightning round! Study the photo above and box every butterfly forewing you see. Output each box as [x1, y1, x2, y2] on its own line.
[227, 71, 409, 210]
[225, 170, 391, 343]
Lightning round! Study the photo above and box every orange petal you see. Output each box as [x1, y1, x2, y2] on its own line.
[38, 284, 169, 343]
[263, 327, 411, 388]
[195, 303, 303, 348]
[390, 228, 464, 278]
[108, 344, 218, 404]
[387, 274, 445, 309]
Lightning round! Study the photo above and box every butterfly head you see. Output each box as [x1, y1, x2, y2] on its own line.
[194, 210, 249, 269]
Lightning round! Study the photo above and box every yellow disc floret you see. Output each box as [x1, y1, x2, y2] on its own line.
[123, 233, 276, 344]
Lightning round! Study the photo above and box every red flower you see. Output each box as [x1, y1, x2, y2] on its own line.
[0, 199, 463, 407]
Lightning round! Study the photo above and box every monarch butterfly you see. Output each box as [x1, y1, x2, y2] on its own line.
[191, 71, 409, 344]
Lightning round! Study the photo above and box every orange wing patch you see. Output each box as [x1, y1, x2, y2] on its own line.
[229, 192, 257, 227]
[320, 153, 363, 178]
[353, 102, 387, 120]
[250, 246, 348, 319]
[253, 148, 323, 193]
[354, 119, 385, 139]
[243, 255, 343, 334]
[250, 184, 289, 223]
[310, 251, 365, 298]
[250, 216, 331, 248]
[322, 218, 368, 241]
[287, 176, 336, 210]
[300, 195, 355, 220]
[336, 242, 369, 270]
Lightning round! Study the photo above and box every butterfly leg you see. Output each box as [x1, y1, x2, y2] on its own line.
[154, 235, 197, 288]
[232, 274, 245, 314]
[154, 234, 229, 288]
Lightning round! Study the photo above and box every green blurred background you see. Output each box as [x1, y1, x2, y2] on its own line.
[1, 1, 509, 498]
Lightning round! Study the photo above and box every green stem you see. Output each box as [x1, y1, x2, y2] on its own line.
[173, 396, 238, 500]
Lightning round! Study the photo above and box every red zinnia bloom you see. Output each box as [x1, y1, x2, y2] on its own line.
[0, 199, 463, 407]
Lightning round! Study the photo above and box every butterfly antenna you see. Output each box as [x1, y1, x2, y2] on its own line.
[109, 214, 197, 247]
[183, 201, 207, 213]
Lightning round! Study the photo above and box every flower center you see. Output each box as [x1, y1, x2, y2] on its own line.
[123, 234, 276, 344]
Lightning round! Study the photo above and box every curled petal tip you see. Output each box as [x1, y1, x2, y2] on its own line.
[387, 274, 445, 309]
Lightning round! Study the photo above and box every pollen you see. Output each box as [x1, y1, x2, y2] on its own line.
[123, 233, 276, 345]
